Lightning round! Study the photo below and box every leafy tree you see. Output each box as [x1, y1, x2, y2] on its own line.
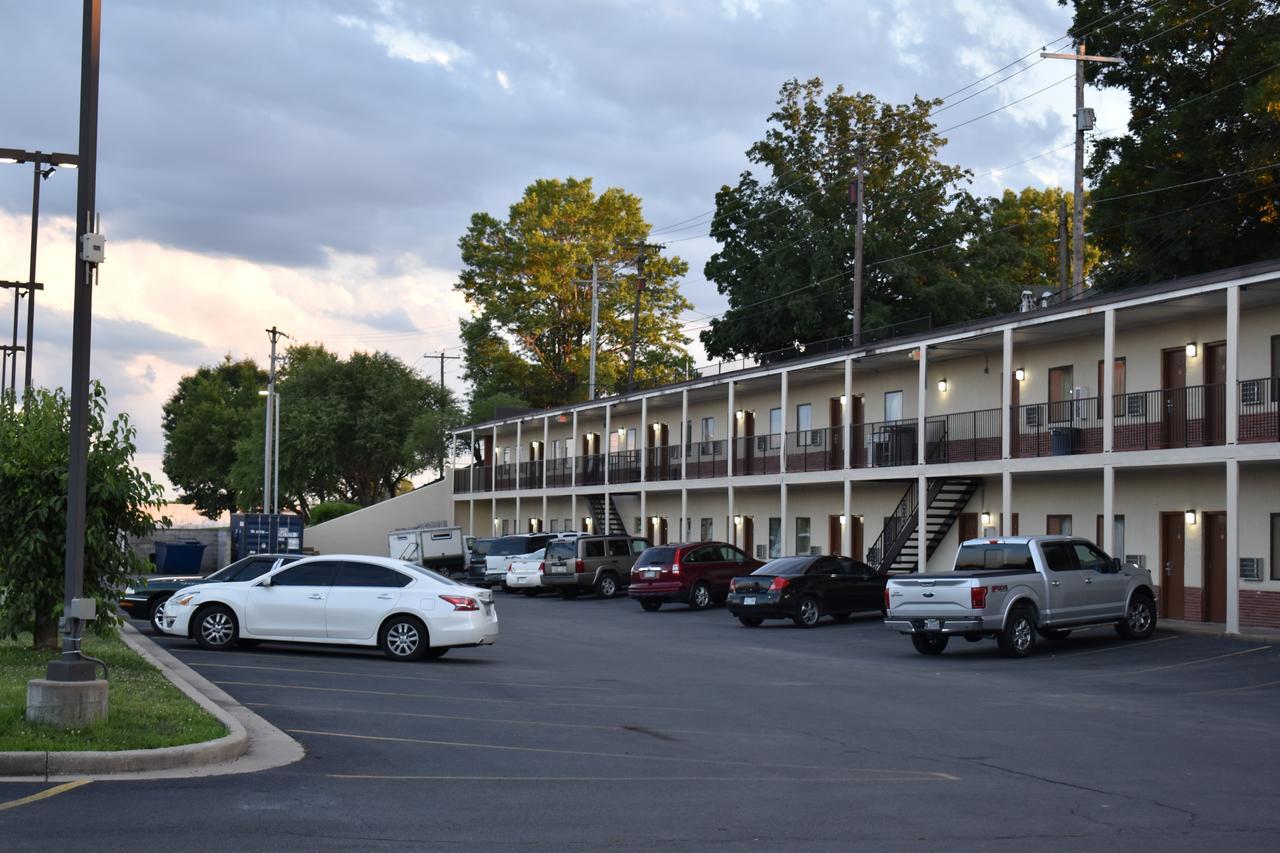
[162, 356, 266, 519]
[456, 177, 692, 407]
[228, 345, 462, 515]
[468, 390, 530, 424]
[1062, 0, 1280, 288]
[307, 501, 361, 526]
[959, 186, 1099, 303]
[701, 78, 976, 360]
[0, 384, 165, 649]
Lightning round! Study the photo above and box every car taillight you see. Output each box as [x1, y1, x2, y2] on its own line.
[971, 586, 989, 609]
[575, 558, 585, 574]
[538, 562, 545, 574]
[769, 576, 789, 591]
[440, 595, 479, 611]
[729, 578, 737, 592]
[884, 587, 890, 611]
[670, 563, 680, 575]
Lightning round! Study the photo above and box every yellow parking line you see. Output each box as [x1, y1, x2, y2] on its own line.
[289, 728, 959, 781]
[0, 780, 91, 812]
[215, 680, 700, 712]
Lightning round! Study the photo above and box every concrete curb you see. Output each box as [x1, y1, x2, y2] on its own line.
[1158, 619, 1280, 645]
[0, 623, 303, 781]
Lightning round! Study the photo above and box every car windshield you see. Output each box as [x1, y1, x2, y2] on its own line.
[471, 540, 493, 557]
[401, 563, 458, 585]
[487, 536, 532, 556]
[955, 543, 1034, 570]
[753, 557, 810, 577]
[634, 547, 676, 567]
[517, 549, 545, 562]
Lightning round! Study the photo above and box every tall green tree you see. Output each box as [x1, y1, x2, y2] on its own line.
[229, 345, 462, 516]
[456, 177, 692, 407]
[1063, 0, 1280, 288]
[701, 78, 976, 360]
[0, 384, 164, 649]
[162, 356, 266, 519]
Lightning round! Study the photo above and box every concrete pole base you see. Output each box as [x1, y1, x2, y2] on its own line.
[26, 679, 109, 729]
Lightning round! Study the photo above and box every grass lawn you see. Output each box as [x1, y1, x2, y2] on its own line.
[0, 631, 226, 752]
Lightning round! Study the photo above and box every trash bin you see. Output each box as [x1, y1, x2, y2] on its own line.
[1050, 427, 1079, 456]
[153, 540, 207, 573]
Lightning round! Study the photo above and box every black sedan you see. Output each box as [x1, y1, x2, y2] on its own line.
[727, 555, 888, 628]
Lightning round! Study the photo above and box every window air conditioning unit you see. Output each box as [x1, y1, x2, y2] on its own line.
[1240, 380, 1263, 406]
[1239, 558, 1263, 581]
[1124, 554, 1146, 570]
[1125, 394, 1147, 418]
[1025, 406, 1043, 428]
[810, 546, 821, 556]
[755, 436, 769, 452]
[1072, 387, 1091, 420]
[755, 545, 766, 559]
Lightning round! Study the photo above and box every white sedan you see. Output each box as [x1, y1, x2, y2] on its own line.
[161, 554, 498, 661]
[506, 548, 547, 596]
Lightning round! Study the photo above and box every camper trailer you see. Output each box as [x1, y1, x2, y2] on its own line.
[388, 525, 467, 576]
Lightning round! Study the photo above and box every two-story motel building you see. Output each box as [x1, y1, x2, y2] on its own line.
[448, 261, 1280, 634]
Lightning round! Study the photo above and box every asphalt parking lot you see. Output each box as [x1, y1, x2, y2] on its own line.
[4, 592, 1280, 851]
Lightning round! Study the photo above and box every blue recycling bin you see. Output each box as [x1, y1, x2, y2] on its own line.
[1050, 427, 1080, 456]
[153, 540, 207, 573]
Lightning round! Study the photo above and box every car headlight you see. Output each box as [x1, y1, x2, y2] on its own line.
[124, 586, 136, 595]
[171, 592, 199, 607]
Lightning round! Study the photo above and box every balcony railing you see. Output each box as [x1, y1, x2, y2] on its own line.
[647, 445, 682, 481]
[577, 453, 605, 486]
[852, 418, 938, 468]
[685, 439, 729, 479]
[1239, 377, 1279, 444]
[927, 408, 1002, 463]
[1113, 384, 1222, 451]
[546, 457, 573, 488]
[734, 433, 781, 476]
[784, 427, 843, 472]
[518, 460, 543, 489]
[608, 450, 641, 484]
[494, 462, 518, 491]
[1012, 396, 1103, 458]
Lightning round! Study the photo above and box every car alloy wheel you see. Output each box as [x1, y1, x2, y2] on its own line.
[597, 575, 618, 598]
[689, 583, 711, 610]
[150, 598, 168, 633]
[386, 621, 420, 657]
[198, 608, 235, 649]
[796, 597, 820, 628]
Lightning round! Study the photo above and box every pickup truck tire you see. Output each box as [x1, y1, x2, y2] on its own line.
[688, 582, 712, 611]
[1039, 628, 1071, 641]
[911, 634, 949, 655]
[998, 606, 1038, 658]
[1116, 591, 1156, 640]
[640, 599, 662, 612]
[595, 573, 619, 598]
[793, 596, 821, 628]
[738, 616, 763, 627]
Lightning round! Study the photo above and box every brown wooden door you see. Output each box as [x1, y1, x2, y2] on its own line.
[850, 396, 866, 468]
[1203, 511, 1227, 623]
[829, 398, 844, 469]
[958, 513, 979, 544]
[740, 411, 755, 474]
[1159, 511, 1186, 619]
[851, 516, 864, 562]
[829, 515, 842, 555]
[742, 517, 754, 559]
[1205, 341, 1226, 446]
[1162, 348, 1187, 448]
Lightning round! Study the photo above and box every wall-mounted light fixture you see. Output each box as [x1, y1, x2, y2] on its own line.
[1014, 367, 1026, 382]
[733, 514, 742, 525]
[650, 515, 660, 524]
[735, 409, 744, 420]
[981, 511, 992, 527]
[584, 517, 593, 530]
[1185, 509, 1197, 525]
[937, 378, 949, 392]
[838, 515, 847, 525]
[1185, 342, 1198, 358]
[839, 395, 847, 406]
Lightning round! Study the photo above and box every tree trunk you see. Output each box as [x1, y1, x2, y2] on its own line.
[33, 601, 59, 651]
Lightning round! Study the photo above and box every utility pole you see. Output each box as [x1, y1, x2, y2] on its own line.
[1058, 196, 1070, 289]
[589, 260, 599, 400]
[426, 350, 459, 388]
[1041, 41, 1122, 291]
[850, 151, 866, 347]
[625, 244, 662, 393]
[263, 326, 287, 513]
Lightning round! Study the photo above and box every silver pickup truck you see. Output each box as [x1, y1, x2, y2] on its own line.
[884, 536, 1157, 657]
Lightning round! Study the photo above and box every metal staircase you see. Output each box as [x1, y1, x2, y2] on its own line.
[866, 477, 981, 573]
[587, 495, 627, 535]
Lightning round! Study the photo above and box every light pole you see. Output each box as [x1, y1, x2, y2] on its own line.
[0, 148, 77, 400]
[258, 388, 281, 513]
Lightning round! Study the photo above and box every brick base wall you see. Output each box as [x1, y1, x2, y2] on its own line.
[1240, 589, 1280, 630]
[1183, 587, 1203, 622]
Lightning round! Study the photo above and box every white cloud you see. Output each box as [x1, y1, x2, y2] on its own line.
[496, 69, 511, 90]
[337, 14, 467, 68]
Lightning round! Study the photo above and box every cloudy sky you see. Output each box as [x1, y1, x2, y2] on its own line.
[0, 0, 1129, 493]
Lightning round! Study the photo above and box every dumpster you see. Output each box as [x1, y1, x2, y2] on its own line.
[153, 540, 207, 573]
[1050, 426, 1080, 456]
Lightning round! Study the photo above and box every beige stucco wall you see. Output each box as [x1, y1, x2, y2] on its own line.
[307, 477, 453, 557]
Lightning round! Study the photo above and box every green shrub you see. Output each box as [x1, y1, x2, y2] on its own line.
[308, 501, 361, 526]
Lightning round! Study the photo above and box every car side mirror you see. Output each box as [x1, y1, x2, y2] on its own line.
[258, 575, 272, 587]
[1110, 557, 1123, 573]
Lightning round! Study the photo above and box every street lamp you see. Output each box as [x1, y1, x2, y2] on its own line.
[0, 147, 78, 400]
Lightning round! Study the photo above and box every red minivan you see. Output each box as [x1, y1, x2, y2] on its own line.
[628, 541, 763, 611]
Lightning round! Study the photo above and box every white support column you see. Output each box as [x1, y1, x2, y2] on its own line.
[515, 420, 523, 490]
[571, 493, 578, 532]
[680, 390, 689, 481]
[780, 482, 790, 555]
[640, 397, 648, 482]
[917, 345, 928, 464]
[541, 494, 547, 532]
[1226, 459, 1240, 635]
[843, 357, 853, 469]
[571, 410, 579, 488]
[680, 488, 688, 543]
[492, 424, 499, 487]
[1102, 464, 1114, 554]
[1001, 328, 1013, 459]
[542, 415, 549, 488]
[727, 485, 736, 547]
[842, 478, 852, 556]
[1226, 285, 1240, 445]
[640, 489, 647, 539]
[469, 499, 475, 538]
[1002, 470, 1013, 536]
[727, 382, 735, 478]
[491, 496, 497, 536]
[780, 371, 789, 474]
[1103, 309, 1115, 453]
[917, 474, 928, 573]
[603, 403, 612, 487]
[448, 432, 457, 525]
[516, 495, 522, 532]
